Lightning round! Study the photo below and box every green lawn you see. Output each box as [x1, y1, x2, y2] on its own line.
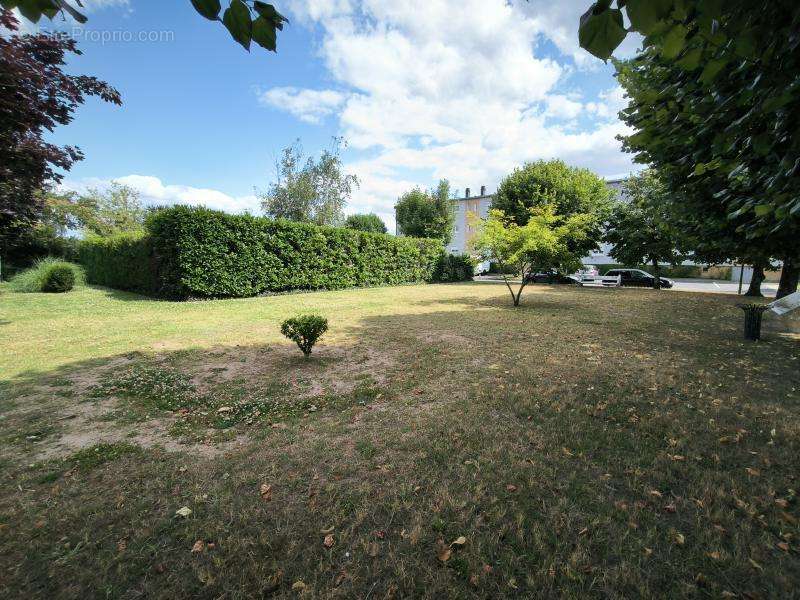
[1, 282, 798, 598]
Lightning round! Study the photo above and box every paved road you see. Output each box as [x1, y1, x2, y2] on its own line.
[671, 278, 777, 297]
[473, 275, 778, 298]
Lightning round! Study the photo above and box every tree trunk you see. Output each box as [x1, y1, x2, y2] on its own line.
[777, 258, 799, 299]
[651, 258, 662, 290]
[744, 264, 765, 297]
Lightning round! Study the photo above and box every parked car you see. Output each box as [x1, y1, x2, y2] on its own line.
[604, 268, 674, 289]
[526, 269, 579, 284]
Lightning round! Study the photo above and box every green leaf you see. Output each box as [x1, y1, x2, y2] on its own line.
[625, 0, 672, 35]
[698, 58, 727, 83]
[698, 0, 723, 18]
[676, 48, 702, 71]
[252, 15, 277, 52]
[578, 5, 627, 61]
[661, 24, 687, 59]
[190, 0, 221, 21]
[753, 205, 772, 217]
[751, 134, 771, 156]
[223, 0, 252, 51]
[16, 0, 43, 21]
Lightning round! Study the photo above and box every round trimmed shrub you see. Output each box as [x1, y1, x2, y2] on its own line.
[281, 315, 329, 357]
[41, 265, 76, 293]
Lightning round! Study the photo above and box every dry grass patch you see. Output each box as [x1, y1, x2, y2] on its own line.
[0, 282, 798, 598]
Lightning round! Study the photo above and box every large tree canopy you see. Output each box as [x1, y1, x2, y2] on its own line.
[0, 10, 121, 257]
[581, 2, 800, 234]
[491, 159, 613, 261]
[395, 180, 454, 244]
[604, 170, 687, 289]
[610, 2, 800, 297]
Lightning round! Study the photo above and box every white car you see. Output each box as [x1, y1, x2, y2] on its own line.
[574, 265, 599, 279]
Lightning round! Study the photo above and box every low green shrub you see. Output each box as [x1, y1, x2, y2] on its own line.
[434, 253, 476, 282]
[8, 258, 84, 293]
[80, 206, 447, 299]
[41, 265, 75, 293]
[281, 315, 329, 357]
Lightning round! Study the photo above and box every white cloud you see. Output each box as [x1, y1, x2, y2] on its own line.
[258, 87, 347, 124]
[586, 86, 628, 120]
[60, 176, 261, 215]
[544, 94, 584, 120]
[267, 0, 638, 221]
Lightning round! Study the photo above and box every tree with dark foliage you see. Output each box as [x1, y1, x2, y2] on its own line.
[0, 9, 121, 263]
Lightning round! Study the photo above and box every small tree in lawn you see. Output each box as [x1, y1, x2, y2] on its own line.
[604, 171, 685, 290]
[469, 207, 585, 307]
[281, 315, 328, 358]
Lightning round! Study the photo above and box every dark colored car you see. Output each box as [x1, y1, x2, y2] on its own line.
[605, 268, 674, 289]
[526, 269, 579, 284]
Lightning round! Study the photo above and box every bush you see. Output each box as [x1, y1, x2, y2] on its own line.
[41, 265, 75, 293]
[433, 253, 476, 282]
[281, 315, 328, 357]
[80, 206, 447, 299]
[8, 257, 84, 293]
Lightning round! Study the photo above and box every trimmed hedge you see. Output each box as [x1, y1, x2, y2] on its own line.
[80, 206, 457, 299]
[433, 253, 476, 282]
[79, 232, 157, 294]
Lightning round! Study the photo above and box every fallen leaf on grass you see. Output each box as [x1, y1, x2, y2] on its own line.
[745, 467, 760, 476]
[451, 536, 467, 546]
[649, 490, 663, 499]
[707, 551, 721, 560]
[775, 499, 789, 508]
[777, 542, 790, 552]
[749, 558, 763, 571]
[323, 534, 334, 548]
[291, 580, 306, 592]
[259, 484, 272, 501]
[674, 532, 685, 545]
[367, 542, 380, 557]
[437, 545, 452, 562]
[506, 484, 518, 492]
[175, 507, 192, 518]
[663, 503, 677, 513]
[191, 540, 205, 554]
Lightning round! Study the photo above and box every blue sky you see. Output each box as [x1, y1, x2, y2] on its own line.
[19, 0, 642, 231]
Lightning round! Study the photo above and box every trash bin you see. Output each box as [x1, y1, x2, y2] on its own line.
[738, 303, 769, 341]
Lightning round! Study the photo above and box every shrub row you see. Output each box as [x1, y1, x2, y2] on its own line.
[80, 206, 470, 299]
